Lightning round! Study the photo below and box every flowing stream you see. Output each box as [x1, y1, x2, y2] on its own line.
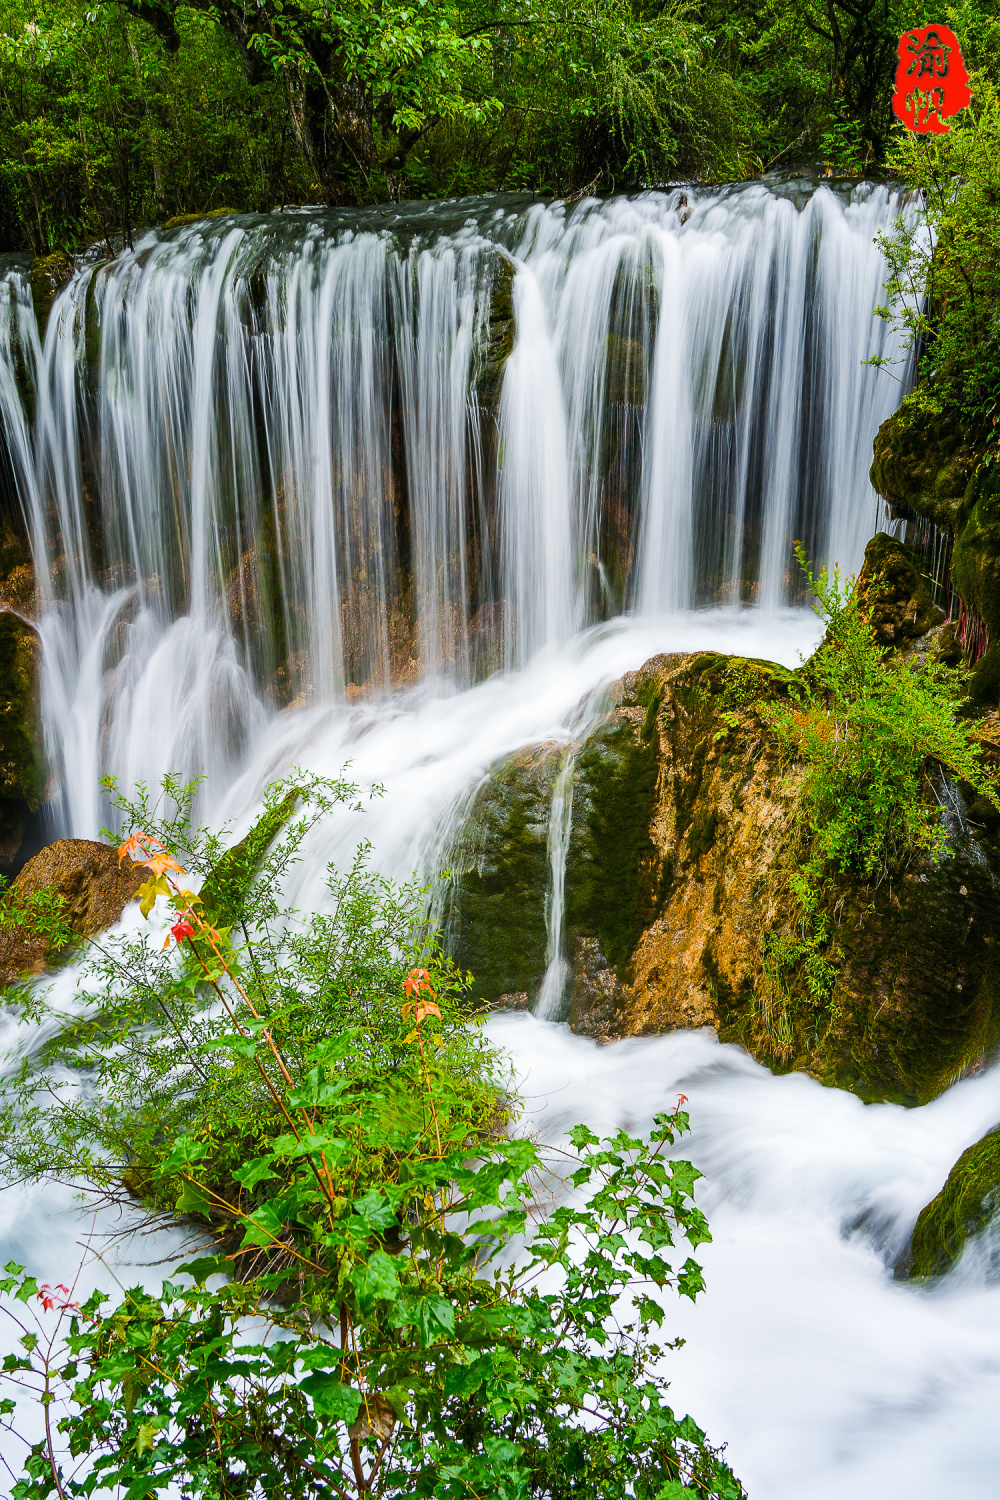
[3, 178, 997, 1496]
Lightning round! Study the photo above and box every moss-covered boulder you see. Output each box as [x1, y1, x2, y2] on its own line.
[856, 532, 944, 647]
[28, 252, 73, 335]
[0, 839, 147, 986]
[440, 745, 558, 1008]
[442, 637, 1000, 1100]
[870, 400, 977, 533]
[904, 1129, 1000, 1278]
[0, 611, 41, 868]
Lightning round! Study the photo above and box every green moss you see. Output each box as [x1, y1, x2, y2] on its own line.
[566, 711, 662, 970]
[199, 791, 300, 928]
[906, 1129, 1000, 1278]
[441, 751, 554, 1007]
[687, 806, 718, 861]
[968, 638, 1000, 707]
[856, 532, 943, 646]
[163, 207, 238, 229]
[28, 253, 72, 336]
[951, 467, 1000, 636]
[870, 399, 977, 534]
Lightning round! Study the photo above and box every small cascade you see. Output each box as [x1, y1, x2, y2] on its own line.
[534, 748, 577, 1020]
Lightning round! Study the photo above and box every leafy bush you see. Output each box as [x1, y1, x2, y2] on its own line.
[873, 76, 1000, 444]
[0, 772, 743, 1499]
[759, 546, 998, 1028]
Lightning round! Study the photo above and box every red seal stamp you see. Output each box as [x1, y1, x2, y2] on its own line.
[893, 25, 972, 133]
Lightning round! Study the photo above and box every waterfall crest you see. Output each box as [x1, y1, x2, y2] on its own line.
[0, 180, 910, 834]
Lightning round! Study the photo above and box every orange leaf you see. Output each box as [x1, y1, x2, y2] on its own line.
[414, 1001, 442, 1024]
[404, 967, 434, 999]
[142, 851, 185, 878]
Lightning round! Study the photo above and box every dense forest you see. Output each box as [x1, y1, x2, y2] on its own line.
[0, 0, 996, 254]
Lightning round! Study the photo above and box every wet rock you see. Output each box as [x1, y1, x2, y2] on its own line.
[0, 610, 42, 868]
[902, 1128, 1000, 1279]
[870, 402, 977, 533]
[0, 839, 147, 986]
[567, 936, 625, 1041]
[440, 745, 559, 1009]
[856, 533, 944, 647]
[472, 251, 515, 413]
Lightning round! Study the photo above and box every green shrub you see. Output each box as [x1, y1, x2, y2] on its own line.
[0, 772, 743, 1500]
[760, 545, 998, 1021]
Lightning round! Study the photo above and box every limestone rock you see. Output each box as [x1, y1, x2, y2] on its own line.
[0, 839, 147, 986]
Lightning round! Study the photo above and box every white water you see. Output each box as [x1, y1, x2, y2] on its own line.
[0, 178, 909, 838]
[4, 180, 996, 1495]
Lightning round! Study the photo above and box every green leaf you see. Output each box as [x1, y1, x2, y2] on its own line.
[175, 1177, 213, 1219]
[299, 1372, 362, 1422]
[348, 1249, 400, 1308]
[414, 1292, 455, 1346]
[232, 1156, 280, 1191]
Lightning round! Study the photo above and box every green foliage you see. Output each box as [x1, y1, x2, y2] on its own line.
[770, 545, 997, 880]
[874, 73, 1000, 443]
[760, 545, 998, 1030]
[0, 773, 742, 1499]
[0, 876, 73, 957]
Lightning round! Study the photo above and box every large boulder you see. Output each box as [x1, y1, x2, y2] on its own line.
[0, 839, 146, 985]
[445, 633, 1000, 1103]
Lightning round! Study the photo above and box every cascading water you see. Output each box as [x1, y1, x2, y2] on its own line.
[0, 178, 908, 837]
[5, 179, 996, 1499]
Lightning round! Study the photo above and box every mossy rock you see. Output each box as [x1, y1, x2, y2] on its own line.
[163, 207, 239, 230]
[870, 399, 977, 533]
[905, 1129, 1000, 1278]
[0, 612, 41, 868]
[565, 661, 673, 974]
[0, 838, 146, 985]
[817, 835, 1000, 1105]
[199, 790, 300, 928]
[440, 746, 558, 1008]
[28, 253, 73, 336]
[856, 532, 943, 647]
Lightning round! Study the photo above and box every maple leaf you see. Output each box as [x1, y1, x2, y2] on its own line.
[117, 831, 167, 866]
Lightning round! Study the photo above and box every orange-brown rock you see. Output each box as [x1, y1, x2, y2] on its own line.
[0, 839, 147, 986]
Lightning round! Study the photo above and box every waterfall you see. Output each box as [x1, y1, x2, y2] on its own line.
[6, 182, 1000, 1500]
[0, 179, 909, 836]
